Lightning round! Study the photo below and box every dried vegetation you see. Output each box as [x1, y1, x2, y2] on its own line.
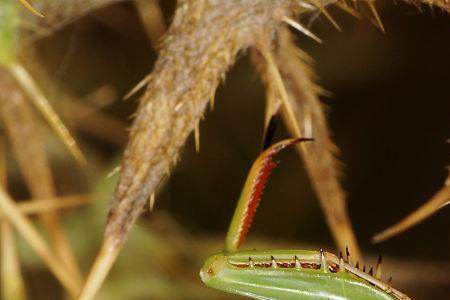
[0, 0, 448, 299]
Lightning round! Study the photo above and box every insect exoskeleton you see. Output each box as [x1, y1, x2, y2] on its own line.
[200, 249, 410, 300]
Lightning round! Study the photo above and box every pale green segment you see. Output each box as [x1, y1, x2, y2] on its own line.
[0, 0, 19, 67]
[200, 250, 397, 300]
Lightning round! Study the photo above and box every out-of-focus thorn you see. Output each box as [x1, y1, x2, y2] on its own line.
[320, 8, 342, 31]
[367, 0, 385, 32]
[18, 0, 44, 18]
[149, 193, 155, 211]
[8, 63, 87, 166]
[124, 76, 150, 100]
[282, 16, 322, 43]
[194, 123, 200, 153]
[335, 1, 361, 18]
[372, 184, 450, 243]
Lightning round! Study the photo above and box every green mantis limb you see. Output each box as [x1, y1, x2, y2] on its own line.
[201, 138, 411, 300]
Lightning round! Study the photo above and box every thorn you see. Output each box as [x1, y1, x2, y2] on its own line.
[282, 16, 322, 43]
[368, 267, 374, 276]
[249, 257, 254, 268]
[355, 262, 359, 269]
[149, 193, 155, 211]
[375, 255, 383, 279]
[320, 8, 342, 31]
[124, 76, 150, 100]
[362, 265, 366, 272]
[320, 248, 328, 272]
[295, 255, 301, 269]
[388, 276, 393, 284]
[346, 246, 353, 265]
[271, 256, 277, 268]
[209, 95, 216, 110]
[367, 1, 385, 33]
[194, 124, 200, 153]
[339, 254, 345, 272]
[335, 1, 361, 19]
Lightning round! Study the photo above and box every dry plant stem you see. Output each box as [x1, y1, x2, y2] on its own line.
[0, 187, 80, 298]
[135, 0, 166, 47]
[78, 239, 120, 300]
[0, 194, 90, 218]
[0, 142, 27, 300]
[0, 73, 83, 288]
[1, 221, 27, 300]
[372, 177, 450, 243]
[257, 27, 362, 262]
[8, 63, 86, 166]
[82, 1, 307, 299]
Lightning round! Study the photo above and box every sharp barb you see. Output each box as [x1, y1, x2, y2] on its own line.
[249, 257, 254, 268]
[362, 265, 366, 272]
[367, 1, 385, 32]
[345, 246, 354, 265]
[355, 262, 359, 269]
[388, 276, 393, 284]
[376, 255, 383, 279]
[271, 256, 277, 268]
[368, 267, 374, 276]
[282, 16, 322, 43]
[320, 248, 328, 272]
[295, 255, 301, 269]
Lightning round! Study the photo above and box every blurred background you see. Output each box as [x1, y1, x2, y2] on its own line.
[1, 0, 449, 299]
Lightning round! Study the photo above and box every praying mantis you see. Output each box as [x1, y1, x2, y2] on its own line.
[200, 138, 411, 300]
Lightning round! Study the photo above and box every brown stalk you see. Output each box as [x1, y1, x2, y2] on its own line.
[0, 194, 90, 218]
[0, 72, 83, 291]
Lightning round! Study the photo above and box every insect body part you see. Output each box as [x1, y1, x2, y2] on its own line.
[200, 249, 410, 300]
